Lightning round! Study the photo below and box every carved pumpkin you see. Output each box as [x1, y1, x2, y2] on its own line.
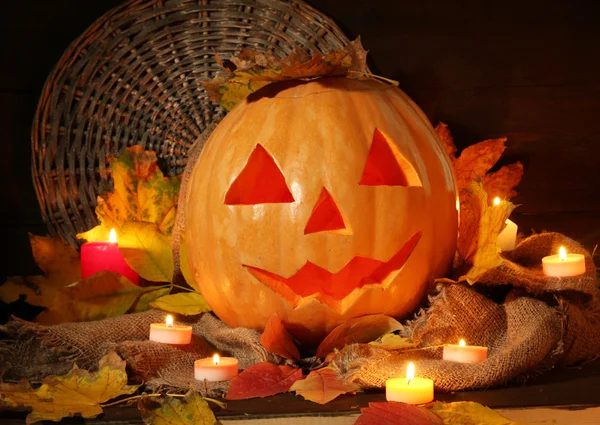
[184, 77, 458, 346]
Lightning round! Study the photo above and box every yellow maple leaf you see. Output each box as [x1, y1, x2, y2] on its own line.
[138, 390, 220, 425]
[0, 234, 80, 308]
[431, 401, 556, 425]
[77, 146, 181, 242]
[457, 179, 515, 283]
[0, 352, 138, 425]
[369, 333, 417, 350]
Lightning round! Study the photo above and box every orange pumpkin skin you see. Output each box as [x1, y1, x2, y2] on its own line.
[184, 77, 457, 347]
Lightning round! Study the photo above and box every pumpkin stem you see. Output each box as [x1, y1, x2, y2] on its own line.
[347, 70, 399, 87]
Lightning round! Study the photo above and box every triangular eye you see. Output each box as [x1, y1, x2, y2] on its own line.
[359, 128, 422, 187]
[304, 188, 350, 235]
[225, 144, 295, 205]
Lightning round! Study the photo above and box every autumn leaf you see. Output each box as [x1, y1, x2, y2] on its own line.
[457, 179, 515, 283]
[130, 286, 172, 313]
[290, 367, 359, 404]
[226, 362, 304, 400]
[179, 234, 196, 288]
[202, 37, 369, 111]
[369, 333, 417, 350]
[118, 221, 174, 283]
[77, 146, 181, 242]
[0, 234, 80, 309]
[316, 314, 402, 358]
[149, 292, 211, 315]
[430, 401, 537, 425]
[354, 402, 443, 425]
[434, 122, 523, 201]
[0, 352, 138, 425]
[138, 390, 219, 425]
[34, 271, 148, 325]
[260, 314, 301, 361]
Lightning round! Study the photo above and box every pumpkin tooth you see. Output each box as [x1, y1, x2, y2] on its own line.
[242, 230, 422, 311]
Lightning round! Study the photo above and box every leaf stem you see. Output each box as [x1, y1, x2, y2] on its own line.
[170, 284, 195, 292]
[347, 70, 399, 86]
[100, 393, 226, 408]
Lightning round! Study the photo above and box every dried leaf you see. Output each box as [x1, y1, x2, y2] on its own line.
[0, 234, 80, 308]
[202, 37, 369, 110]
[149, 292, 211, 315]
[0, 352, 138, 425]
[458, 179, 515, 283]
[316, 314, 402, 358]
[354, 402, 443, 425]
[260, 314, 301, 361]
[430, 401, 533, 425]
[483, 162, 525, 200]
[118, 221, 174, 283]
[225, 362, 304, 400]
[34, 271, 146, 325]
[138, 390, 219, 425]
[77, 146, 181, 242]
[290, 367, 359, 404]
[369, 333, 417, 350]
[434, 122, 523, 201]
[434, 122, 457, 160]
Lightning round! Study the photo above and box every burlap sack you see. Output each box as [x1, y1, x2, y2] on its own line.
[0, 310, 277, 396]
[330, 232, 600, 391]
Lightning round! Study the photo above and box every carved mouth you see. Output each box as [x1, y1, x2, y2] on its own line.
[243, 231, 422, 311]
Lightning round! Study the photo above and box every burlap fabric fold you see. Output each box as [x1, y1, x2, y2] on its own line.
[330, 232, 600, 391]
[0, 310, 277, 396]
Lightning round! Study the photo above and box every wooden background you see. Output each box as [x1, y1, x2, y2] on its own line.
[1, 0, 600, 283]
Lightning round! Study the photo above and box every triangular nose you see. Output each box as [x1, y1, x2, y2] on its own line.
[304, 188, 349, 235]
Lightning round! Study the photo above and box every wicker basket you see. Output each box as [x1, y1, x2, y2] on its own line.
[31, 0, 353, 247]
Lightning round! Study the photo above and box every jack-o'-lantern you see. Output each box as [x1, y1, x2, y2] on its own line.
[184, 77, 458, 347]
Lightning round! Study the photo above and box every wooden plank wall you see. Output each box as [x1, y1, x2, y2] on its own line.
[1, 0, 599, 283]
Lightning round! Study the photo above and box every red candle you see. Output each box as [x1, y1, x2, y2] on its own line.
[80, 229, 139, 285]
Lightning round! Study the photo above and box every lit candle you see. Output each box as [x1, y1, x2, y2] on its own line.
[149, 315, 192, 344]
[385, 362, 434, 404]
[542, 246, 586, 277]
[494, 197, 517, 252]
[442, 339, 488, 364]
[80, 228, 139, 284]
[195, 354, 239, 382]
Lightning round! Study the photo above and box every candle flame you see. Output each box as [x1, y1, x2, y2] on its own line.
[459, 339, 466, 347]
[109, 228, 117, 243]
[493, 197, 501, 206]
[559, 246, 567, 262]
[165, 315, 173, 328]
[406, 362, 415, 385]
[213, 354, 220, 366]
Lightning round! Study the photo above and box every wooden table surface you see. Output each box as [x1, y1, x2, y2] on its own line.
[2, 357, 599, 424]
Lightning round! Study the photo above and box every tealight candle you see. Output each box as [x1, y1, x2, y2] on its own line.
[80, 228, 139, 284]
[542, 246, 586, 277]
[385, 362, 434, 404]
[494, 197, 517, 252]
[149, 315, 192, 344]
[195, 354, 239, 382]
[442, 339, 488, 364]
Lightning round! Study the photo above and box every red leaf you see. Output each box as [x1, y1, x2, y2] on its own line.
[316, 314, 402, 358]
[354, 402, 443, 425]
[260, 314, 301, 361]
[225, 362, 304, 400]
[290, 367, 359, 404]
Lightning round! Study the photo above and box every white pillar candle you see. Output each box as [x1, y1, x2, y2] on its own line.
[195, 354, 239, 381]
[149, 315, 192, 344]
[542, 246, 586, 277]
[442, 339, 488, 364]
[494, 197, 517, 252]
[385, 362, 434, 404]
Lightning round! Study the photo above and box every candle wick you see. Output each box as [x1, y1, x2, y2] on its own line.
[406, 377, 413, 386]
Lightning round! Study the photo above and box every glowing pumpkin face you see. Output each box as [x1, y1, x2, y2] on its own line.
[184, 78, 458, 347]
